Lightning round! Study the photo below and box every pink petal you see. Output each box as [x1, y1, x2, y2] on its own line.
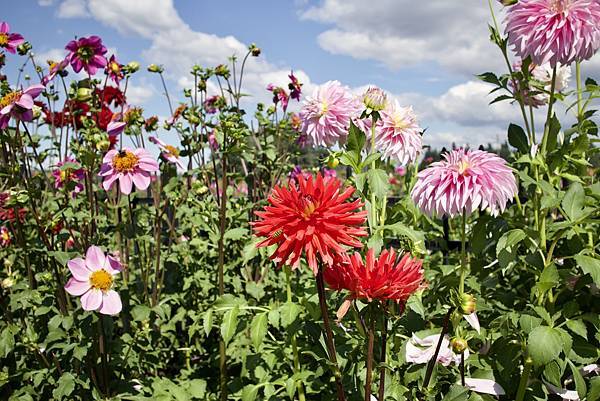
[80, 289, 102, 311]
[464, 378, 505, 396]
[64, 277, 91, 296]
[106, 255, 122, 273]
[464, 312, 481, 334]
[99, 290, 122, 315]
[15, 94, 33, 109]
[119, 174, 133, 194]
[0, 22, 8, 34]
[23, 84, 44, 98]
[67, 257, 91, 281]
[131, 172, 150, 190]
[102, 173, 119, 191]
[85, 245, 106, 271]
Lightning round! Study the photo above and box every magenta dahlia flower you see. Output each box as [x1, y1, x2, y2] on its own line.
[0, 226, 11, 248]
[299, 80, 361, 147]
[52, 157, 85, 196]
[375, 100, 423, 165]
[411, 149, 517, 217]
[106, 55, 123, 85]
[0, 84, 45, 129]
[41, 58, 69, 86]
[65, 35, 108, 75]
[505, 0, 600, 66]
[0, 22, 24, 54]
[64, 246, 122, 315]
[266, 83, 290, 112]
[149, 136, 185, 171]
[99, 147, 159, 194]
[288, 71, 302, 101]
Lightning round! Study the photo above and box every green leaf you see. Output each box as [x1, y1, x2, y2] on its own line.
[574, 254, 600, 286]
[250, 312, 268, 349]
[442, 384, 469, 401]
[346, 120, 366, 154]
[203, 309, 213, 336]
[527, 326, 563, 366]
[496, 229, 526, 256]
[367, 168, 389, 197]
[565, 320, 588, 339]
[362, 152, 381, 167]
[131, 305, 151, 322]
[567, 359, 587, 399]
[224, 227, 248, 241]
[508, 123, 529, 153]
[562, 182, 586, 221]
[546, 114, 560, 152]
[519, 315, 542, 334]
[279, 302, 301, 328]
[536, 263, 560, 293]
[188, 379, 207, 398]
[588, 376, 600, 401]
[241, 384, 259, 401]
[220, 305, 239, 344]
[52, 373, 75, 400]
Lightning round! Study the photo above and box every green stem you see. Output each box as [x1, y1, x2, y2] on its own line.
[285, 267, 306, 401]
[515, 357, 533, 401]
[576, 61, 582, 119]
[459, 212, 467, 295]
[369, 117, 377, 234]
[540, 66, 557, 156]
[365, 318, 375, 401]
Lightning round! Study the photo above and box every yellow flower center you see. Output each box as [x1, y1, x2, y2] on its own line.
[300, 195, 319, 219]
[393, 113, 408, 130]
[110, 61, 120, 74]
[0, 91, 21, 109]
[550, 0, 570, 12]
[1, 231, 9, 241]
[0, 33, 8, 46]
[112, 151, 139, 173]
[59, 170, 68, 182]
[319, 101, 329, 116]
[457, 160, 470, 176]
[89, 269, 113, 292]
[164, 145, 180, 157]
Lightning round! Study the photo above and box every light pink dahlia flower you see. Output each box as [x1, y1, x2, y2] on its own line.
[405, 333, 468, 366]
[299, 80, 360, 147]
[149, 136, 185, 171]
[375, 100, 422, 165]
[411, 149, 517, 217]
[64, 246, 123, 315]
[505, 0, 600, 67]
[511, 60, 571, 107]
[99, 147, 159, 194]
[0, 22, 24, 54]
[0, 84, 45, 129]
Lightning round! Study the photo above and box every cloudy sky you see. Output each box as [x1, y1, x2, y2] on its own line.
[4, 0, 599, 149]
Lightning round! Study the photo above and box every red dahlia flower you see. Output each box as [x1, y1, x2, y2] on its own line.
[324, 248, 425, 317]
[253, 173, 367, 274]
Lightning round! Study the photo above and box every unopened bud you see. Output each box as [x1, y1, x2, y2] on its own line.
[76, 87, 92, 102]
[363, 86, 387, 111]
[17, 42, 32, 56]
[451, 337, 468, 353]
[498, 0, 518, 5]
[147, 64, 164, 73]
[327, 156, 339, 169]
[126, 61, 140, 73]
[249, 43, 261, 57]
[459, 293, 477, 315]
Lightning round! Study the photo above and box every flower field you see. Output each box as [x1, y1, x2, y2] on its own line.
[1, 1, 600, 400]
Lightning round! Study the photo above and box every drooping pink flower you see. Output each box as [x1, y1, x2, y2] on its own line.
[464, 379, 506, 396]
[511, 60, 571, 107]
[288, 71, 302, 101]
[106, 55, 123, 85]
[149, 136, 185, 171]
[505, 0, 600, 67]
[208, 130, 219, 150]
[267, 83, 290, 112]
[99, 148, 159, 194]
[395, 165, 407, 176]
[65, 35, 108, 75]
[107, 120, 126, 137]
[411, 149, 517, 217]
[64, 245, 122, 315]
[0, 22, 24, 54]
[405, 333, 468, 366]
[52, 157, 85, 196]
[42, 58, 69, 86]
[375, 100, 422, 164]
[0, 226, 11, 247]
[203, 95, 220, 114]
[0, 84, 45, 129]
[299, 80, 361, 147]
[289, 165, 311, 183]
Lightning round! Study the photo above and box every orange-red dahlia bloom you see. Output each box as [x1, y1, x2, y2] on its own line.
[253, 173, 367, 274]
[325, 248, 425, 304]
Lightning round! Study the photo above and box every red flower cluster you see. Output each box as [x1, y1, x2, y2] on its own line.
[253, 173, 367, 275]
[0, 192, 26, 223]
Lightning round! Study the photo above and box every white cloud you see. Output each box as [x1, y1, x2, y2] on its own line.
[38, 0, 54, 6]
[32, 48, 66, 65]
[126, 82, 156, 106]
[57, 0, 89, 18]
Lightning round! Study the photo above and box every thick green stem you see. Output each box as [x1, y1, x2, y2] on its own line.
[540, 66, 557, 156]
[285, 267, 306, 401]
[364, 318, 375, 401]
[369, 118, 377, 234]
[515, 357, 533, 401]
[377, 314, 388, 401]
[459, 212, 467, 295]
[218, 152, 228, 401]
[576, 61, 582, 119]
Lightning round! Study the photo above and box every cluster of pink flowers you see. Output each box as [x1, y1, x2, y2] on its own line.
[52, 157, 85, 196]
[266, 71, 303, 112]
[511, 60, 571, 107]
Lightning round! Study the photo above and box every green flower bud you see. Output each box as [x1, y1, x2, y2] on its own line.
[126, 61, 140, 73]
[147, 64, 164, 73]
[459, 293, 477, 315]
[327, 156, 339, 169]
[450, 337, 468, 353]
[363, 86, 387, 111]
[76, 87, 92, 102]
[17, 42, 32, 56]
[249, 43, 261, 57]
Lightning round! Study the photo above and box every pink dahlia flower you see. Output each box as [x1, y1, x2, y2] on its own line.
[288, 71, 302, 101]
[375, 100, 422, 164]
[512, 60, 571, 107]
[65, 35, 108, 75]
[64, 245, 122, 315]
[0, 84, 45, 129]
[52, 157, 85, 195]
[405, 333, 468, 366]
[411, 149, 517, 217]
[299, 80, 360, 147]
[0, 226, 11, 247]
[149, 136, 185, 171]
[0, 22, 24, 54]
[99, 147, 159, 194]
[505, 0, 600, 67]
[266, 83, 290, 112]
[106, 55, 123, 85]
[208, 130, 219, 150]
[42, 58, 69, 86]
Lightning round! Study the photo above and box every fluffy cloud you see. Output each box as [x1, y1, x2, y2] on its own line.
[57, 0, 89, 18]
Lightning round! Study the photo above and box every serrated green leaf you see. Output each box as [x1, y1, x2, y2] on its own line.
[220, 305, 239, 344]
[527, 326, 563, 366]
[250, 312, 268, 349]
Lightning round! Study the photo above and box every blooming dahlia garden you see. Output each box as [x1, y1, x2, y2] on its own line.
[1, 1, 600, 400]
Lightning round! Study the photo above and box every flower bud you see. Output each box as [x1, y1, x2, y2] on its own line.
[249, 43, 261, 57]
[459, 293, 477, 315]
[327, 156, 339, 169]
[197, 79, 207, 91]
[147, 64, 164, 73]
[498, 0, 518, 5]
[126, 61, 140, 73]
[363, 86, 387, 111]
[97, 140, 110, 152]
[451, 337, 468, 353]
[17, 42, 32, 56]
[215, 64, 230, 78]
[76, 87, 92, 102]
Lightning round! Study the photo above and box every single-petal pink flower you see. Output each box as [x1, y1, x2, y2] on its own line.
[299, 80, 361, 147]
[0, 22, 25, 54]
[52, 157, 85, 196]
[99, 147, 159, 195]
[42, 58, 69, 86]
[65, 35, 108, 75]
[405, 333, 468, 366]
[0, 84, 45, 128]
[411, 149, 517, 218]
[375, 100, 422, 164]
[0, 226, 11, 247]
[149, 136, 185, 171]
[505, 0, 600, 67]
[64, 245, 123, 315]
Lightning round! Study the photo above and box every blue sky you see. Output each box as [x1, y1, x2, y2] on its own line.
[3, 0, 598, 149]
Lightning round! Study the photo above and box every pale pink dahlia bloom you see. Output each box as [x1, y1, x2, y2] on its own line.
[64, 246, 123, 315]
[99, 148, 159, 194]
[411, 149, 517, 217]
[405, 333, 468, 366]
[374, 100, 422, 164]
[512, 60, 571, 107]
[149, 136, 185, 171]
[299, 80, 360, 147]
[505, 0, 600, 67]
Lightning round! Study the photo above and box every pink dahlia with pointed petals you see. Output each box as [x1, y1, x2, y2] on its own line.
[411, 149, 517, 217]
[64, 246, 123, 315]
[375, 100, 423, 165]
[0, 22, 24, 54]
[149, 136, 185, 171]
[505, 0, 600, 67]
[65, 35, 108, 75]
[0, 84, 45, 129]
[99, 147, 159, 194]
[299, 80, 361, 147]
